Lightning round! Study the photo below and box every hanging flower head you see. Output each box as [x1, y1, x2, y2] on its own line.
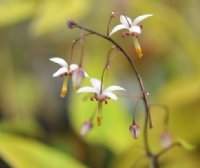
[50, 57, 78, 77]
[77, 78, 126, 125]
[77, 78, 126, 104]
[109, 14, 153, 58]
[109, 14, 153, 37]
[50, 57, 88, 97]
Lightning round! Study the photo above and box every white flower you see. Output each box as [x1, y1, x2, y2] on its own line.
[77, 78, 126, 103]
[50, 57, 89, 97]
[109, 14, 153, 36]
[49, 57, 78, 77]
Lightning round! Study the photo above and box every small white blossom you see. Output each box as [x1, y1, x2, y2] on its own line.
[109, 14, 153, 36]
[49, 57, 78, 77]
[77, 78, 126, 103]
[50, 57, 89, 97]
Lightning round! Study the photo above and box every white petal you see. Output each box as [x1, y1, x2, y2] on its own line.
[72, 69, 85, 88]
[83, 70, 89, 77]
[129, 25, 141, 34]
[90, 78, 102, 91]
[52, 67, 68, 77]
[76, 87, 97, 93]
[132, 14, 153, 25]
[120, 15, 133, 27]
[109, 24, 128, 36]
[70, 64, 78, 72]
[103, 91, 118, 100]
[104, 85, 126, 93]
[49, 57, 68, 67]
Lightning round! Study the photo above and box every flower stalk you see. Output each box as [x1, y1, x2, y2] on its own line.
[69, 20, 153, 156]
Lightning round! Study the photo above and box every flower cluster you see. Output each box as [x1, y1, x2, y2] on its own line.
[50, 13, 153, 138]
[49, 12, 187, 168]
[50, 58, 126, 132]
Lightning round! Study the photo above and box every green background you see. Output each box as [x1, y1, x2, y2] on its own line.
[0, 0, 199, 167]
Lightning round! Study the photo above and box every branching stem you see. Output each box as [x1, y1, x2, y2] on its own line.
[72, 22, 152, 156]
[67, 20, 183, 168]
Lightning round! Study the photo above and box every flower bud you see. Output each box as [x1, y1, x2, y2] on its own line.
[67, 20, 77, 29]
[129, 124, 140, 139]
[161, 132, 172, 148]
[72, 67, 85, 88]
[111, 11, 117, 17]
[80, 120, 93, 136]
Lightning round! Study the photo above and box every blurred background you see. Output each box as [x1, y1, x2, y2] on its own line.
[0, 0, 200, 167]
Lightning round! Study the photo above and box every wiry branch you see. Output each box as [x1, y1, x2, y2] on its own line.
[67, 20, 178, 167]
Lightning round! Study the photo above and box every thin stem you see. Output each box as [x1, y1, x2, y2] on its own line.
[107, 15, 114, 36]
[150, 157, 160, 168]
[68, 40, 76, 65]
[72, 22, 153, 156]
[100, 47, 116, 93]
[68, 33, 92, 65]
[124, 15, 132, 27]
[150, 104, 169, 131]
[100, 66, 107, 94]
[79, 30, 84, 66]
[132, 100, 139, 124]
[105, 47, 117, 69]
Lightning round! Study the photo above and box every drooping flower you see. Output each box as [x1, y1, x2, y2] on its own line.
[77, 78, 126, 125]
[77, 78, 126, 103]
[50, 57, 79, 77]
[50, 57, 88, 97]
[109, 14, 153, 58]
[80, 120, 93, 136]
[129, 124, 140, 139]
[109, 14, 153, 37]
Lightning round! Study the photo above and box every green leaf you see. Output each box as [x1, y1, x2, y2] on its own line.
[0, 133, 87, 168]
[178, 138, 195, 151]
